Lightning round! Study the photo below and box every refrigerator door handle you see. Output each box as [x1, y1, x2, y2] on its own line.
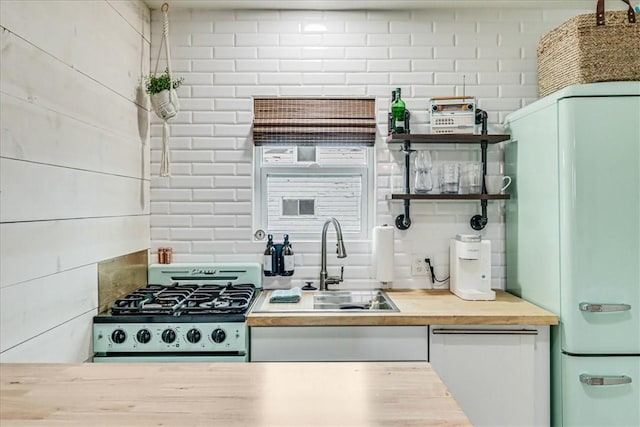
[579, 374, 632, 386]
[578, 302, 631, 312]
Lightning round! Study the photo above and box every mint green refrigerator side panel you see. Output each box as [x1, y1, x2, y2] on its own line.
[505, 103, 564, 426]
[558, 96, 640, 354]
[561, 354, 640, 427]
[505, 103, 561, 315]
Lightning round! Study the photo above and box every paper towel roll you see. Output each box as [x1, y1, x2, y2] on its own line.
[372, 225, 395, 283]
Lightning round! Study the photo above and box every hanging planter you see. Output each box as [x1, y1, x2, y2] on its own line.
[144, 2, 180, 177]
[145, 69, 183, 121]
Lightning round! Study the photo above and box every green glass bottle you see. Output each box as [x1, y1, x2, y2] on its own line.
[391, 87, 407, 134]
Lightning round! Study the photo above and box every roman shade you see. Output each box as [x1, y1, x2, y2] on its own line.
[252, 97, 377, 146]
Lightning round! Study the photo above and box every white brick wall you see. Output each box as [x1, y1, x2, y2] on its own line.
[150, 6, 589, 288]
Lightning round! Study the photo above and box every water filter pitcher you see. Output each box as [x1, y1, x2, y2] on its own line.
[449, 234, 494, 300]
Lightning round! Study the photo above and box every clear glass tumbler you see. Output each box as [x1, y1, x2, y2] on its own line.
[414, 150, 433, 193]
[461, 163, 482, 194]
[440, 163, 460, 194]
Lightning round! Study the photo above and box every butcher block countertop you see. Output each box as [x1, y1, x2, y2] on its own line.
[0, 362, 470, 427]
[248, 289, 558, 327]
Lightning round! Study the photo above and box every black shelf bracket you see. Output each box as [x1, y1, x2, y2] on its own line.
[470, 139, 489, 230]
[395, 140, 413, 230]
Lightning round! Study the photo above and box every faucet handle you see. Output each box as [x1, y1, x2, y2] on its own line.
[326, 266, 345, 288]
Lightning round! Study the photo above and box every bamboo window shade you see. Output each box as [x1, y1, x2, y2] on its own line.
[252, 98, 377, 146]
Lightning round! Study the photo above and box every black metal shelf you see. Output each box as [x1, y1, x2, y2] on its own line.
[386, 133, 511, 145]
[389, 194, 510, 200]
[386, 132, 511, 231]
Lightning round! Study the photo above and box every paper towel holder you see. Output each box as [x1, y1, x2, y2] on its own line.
[372, 224, 395, 284]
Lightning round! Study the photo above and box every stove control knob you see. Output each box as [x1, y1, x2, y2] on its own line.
[111, 329, 127, 344]
[211, 328, 226, 344]
[161, 329, 176, 344]
[186, 328, 201, 343]
[136, 329, 152, 344]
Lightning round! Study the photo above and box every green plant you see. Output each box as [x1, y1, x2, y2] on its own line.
[144, 69, 184, 95]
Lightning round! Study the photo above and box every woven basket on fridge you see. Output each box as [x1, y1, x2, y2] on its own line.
[537, 0, 640, 98]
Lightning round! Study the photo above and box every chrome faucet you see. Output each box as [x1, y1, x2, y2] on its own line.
[320, 217, 347, 291]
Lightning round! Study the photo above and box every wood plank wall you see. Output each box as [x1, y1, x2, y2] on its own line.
[98, 250, 148, 315]
[0, 0, 151, 362]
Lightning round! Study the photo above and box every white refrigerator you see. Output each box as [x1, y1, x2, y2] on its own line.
[504, 81, 640, 426]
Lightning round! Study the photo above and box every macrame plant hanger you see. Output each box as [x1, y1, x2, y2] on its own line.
[151, 2, 179, 177]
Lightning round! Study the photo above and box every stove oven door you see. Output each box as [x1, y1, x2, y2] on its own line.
[93, 355, 248, 363]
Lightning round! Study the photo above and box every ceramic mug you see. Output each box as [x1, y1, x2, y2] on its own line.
[485, 175, 512, 194]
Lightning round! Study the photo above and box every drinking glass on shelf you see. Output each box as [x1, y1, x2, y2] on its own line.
[413, 150, 433, 193]
[440, 162, 460, 194]
[460, 163, 482, 194]
[390, 160, 404, 194]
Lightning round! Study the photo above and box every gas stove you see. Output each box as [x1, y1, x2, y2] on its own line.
[93, 263, 262, 363]
[108, 283, 256, 318]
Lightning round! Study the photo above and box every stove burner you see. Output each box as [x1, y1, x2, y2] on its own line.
[184, 294, 215, 304]
[110, 283, 256, 316]
[120, 294, 147, 303]
[179, 284, 254, 315]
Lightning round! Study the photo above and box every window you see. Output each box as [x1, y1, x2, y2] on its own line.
[252, 97, 376, 241]
[253, 145, 374, 241]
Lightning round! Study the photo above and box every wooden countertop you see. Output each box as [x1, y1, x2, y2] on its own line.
[248, 289, 558, 327]
[0, 362, 470, 427]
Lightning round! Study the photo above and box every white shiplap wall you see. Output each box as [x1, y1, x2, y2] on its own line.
[149, 7, 590, 289]
[0, 0, 151, 362]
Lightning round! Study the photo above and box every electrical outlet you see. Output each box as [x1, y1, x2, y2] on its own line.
[411, 256, 431, 277]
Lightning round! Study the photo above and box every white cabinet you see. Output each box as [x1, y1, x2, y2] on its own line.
[250, 326, 428, 362]
[429, 325, 550, 427]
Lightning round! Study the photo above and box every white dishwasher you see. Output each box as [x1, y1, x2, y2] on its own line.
[429, 325, 550, 427]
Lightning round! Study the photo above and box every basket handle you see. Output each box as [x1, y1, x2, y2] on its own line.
[596, 0, 636, 25]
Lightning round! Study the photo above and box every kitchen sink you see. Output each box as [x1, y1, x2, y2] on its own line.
[251, 289, 400, 313]
[312, 290, 399, 311]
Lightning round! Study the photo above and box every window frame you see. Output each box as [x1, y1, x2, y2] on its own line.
[252, 145, 375, 242]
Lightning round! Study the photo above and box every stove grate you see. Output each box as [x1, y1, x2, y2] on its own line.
[110, 283, 256, 316]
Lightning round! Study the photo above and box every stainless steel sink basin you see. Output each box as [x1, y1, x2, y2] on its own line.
[251, 289, 400, 313]
[312, 290, 399, 311]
